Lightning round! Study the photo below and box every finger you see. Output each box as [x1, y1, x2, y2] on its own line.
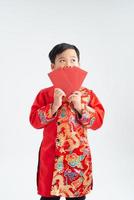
[55, 88, 66, 96]
[68, 94, 73, 99]
[69, 94, 78, 99]
[55, 88, 64, 92]
[73, 91, 81, 95]
[68, 95, 73, 102]
[68, 93, 77, 98]
[68, 95, 77, 102]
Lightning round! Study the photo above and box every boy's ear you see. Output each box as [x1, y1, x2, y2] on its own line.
[51, 63, 55, 70]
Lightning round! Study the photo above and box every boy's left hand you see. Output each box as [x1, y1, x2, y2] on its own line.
[68, 91, 82, 114]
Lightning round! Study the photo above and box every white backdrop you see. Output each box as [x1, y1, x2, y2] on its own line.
[0, 0, 134, 200]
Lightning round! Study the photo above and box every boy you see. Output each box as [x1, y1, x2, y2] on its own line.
[29, 43, 105, 200]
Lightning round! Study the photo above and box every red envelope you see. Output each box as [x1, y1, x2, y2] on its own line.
[48, 67, 87, 96]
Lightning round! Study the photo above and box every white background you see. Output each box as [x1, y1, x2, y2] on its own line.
[0, 0, 134, 200]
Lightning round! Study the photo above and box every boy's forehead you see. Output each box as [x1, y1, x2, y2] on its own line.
[56, 49, 77, 58]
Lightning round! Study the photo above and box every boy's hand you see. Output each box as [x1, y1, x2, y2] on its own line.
[52, 88, 66, 115]
[68, 91, 82, 114]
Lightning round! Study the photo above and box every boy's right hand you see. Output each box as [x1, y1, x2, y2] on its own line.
[51, 88, 66, 115]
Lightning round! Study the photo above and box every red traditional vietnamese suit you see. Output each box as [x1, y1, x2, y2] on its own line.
[29, 86, 104, 197]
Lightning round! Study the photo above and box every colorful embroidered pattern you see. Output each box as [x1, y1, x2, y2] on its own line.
[50, 88, 94, 197]
[38, 104, 56, 124]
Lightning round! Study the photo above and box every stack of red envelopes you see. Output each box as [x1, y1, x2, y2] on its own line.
[48, 66, 87, 96]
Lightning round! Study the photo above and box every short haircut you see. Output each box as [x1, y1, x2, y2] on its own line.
[48, 43, 80, 64]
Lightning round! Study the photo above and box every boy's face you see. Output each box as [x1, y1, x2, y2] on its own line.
[51, 49, 80, 70]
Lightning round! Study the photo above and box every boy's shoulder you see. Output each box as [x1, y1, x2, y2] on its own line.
[36, 86, 54, 98]
[39, 86, 54, 93]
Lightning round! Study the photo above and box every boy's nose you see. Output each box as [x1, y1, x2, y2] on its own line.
[65, 61, 73, 67]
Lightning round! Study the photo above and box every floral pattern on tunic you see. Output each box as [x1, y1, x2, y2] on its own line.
[50, 88, 94, 197]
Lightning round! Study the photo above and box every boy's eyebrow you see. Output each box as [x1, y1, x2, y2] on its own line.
[57, 56, 65, 60]
[57, 56, 77, 60]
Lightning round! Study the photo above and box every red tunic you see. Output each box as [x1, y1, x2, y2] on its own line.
[29, 86, 104, 197]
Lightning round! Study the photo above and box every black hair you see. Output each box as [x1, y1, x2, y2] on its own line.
[48, 43, 80, 64]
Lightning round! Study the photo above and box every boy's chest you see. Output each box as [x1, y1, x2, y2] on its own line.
[56, 93, 91, 121]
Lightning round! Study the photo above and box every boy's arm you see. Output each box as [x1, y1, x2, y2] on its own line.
[29, 89, 57, 129]
[76, 90, 105, 130]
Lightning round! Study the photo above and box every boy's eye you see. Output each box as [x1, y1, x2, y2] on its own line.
[59, 59, 65, 63]
[71, 59, 76, 62]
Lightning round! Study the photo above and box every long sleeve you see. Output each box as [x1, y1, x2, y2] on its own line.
[29, 89, 57, 129]
[76, 90, 105, 130]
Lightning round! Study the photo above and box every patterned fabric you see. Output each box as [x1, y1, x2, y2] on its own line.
[29, 86, 105, 197]
[38, 104, 57, 124]
[50, 99, 93, 197]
